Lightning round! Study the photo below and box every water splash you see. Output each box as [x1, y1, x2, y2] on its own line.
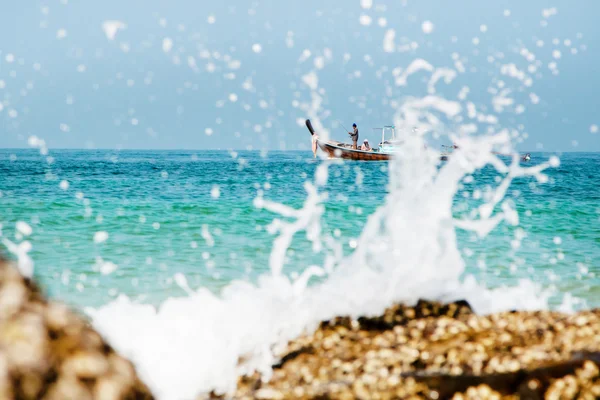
[2, 222, 34, 278]
[2, 2, 585, 399]
[87, 96, 559, 400]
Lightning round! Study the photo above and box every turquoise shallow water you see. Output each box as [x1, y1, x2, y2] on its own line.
[0, 149, 598, 309]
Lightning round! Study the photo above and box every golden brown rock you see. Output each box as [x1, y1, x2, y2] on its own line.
[0, 257, 154, 400]
[232, 300, 600, 399]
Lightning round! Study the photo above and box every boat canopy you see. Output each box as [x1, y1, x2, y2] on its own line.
[372, 125, 396, 144]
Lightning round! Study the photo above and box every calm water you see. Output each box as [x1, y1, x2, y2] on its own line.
[0, 149, 598, 309]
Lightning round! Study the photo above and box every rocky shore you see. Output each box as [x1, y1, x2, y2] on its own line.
[2, 256, 600, 399]
[230, 301, 600, 399]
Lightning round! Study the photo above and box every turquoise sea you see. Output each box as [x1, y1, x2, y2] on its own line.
[0, 149, 598, 309]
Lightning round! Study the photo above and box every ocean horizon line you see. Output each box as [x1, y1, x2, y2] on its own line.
[1, 147, 597, 154]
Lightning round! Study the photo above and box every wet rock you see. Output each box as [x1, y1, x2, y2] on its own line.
[233, 300, 600, 399]
[0, 257, 153, 400]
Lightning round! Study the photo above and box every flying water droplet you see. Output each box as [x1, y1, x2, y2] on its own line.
[16, 221, 33, 236]
[94, 231, 109, 244]
[422, 20, 434, 34]
[102, 20, 126, 40]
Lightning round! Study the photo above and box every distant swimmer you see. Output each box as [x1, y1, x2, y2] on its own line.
[348, 123, 359, 149]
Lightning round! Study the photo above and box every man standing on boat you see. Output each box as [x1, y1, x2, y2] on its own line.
[348, 123, 359, 149]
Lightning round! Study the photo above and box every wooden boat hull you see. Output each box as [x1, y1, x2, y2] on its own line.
[317, 140, 391, 160]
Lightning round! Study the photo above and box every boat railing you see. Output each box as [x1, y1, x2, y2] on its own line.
[372, 126, 396, 145]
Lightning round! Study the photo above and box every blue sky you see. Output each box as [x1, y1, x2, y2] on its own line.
[0, 0, 598, 151]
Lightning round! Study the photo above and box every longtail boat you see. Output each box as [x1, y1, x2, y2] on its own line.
[306, 119, 450, 161]
[306, 119, 531, 162]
